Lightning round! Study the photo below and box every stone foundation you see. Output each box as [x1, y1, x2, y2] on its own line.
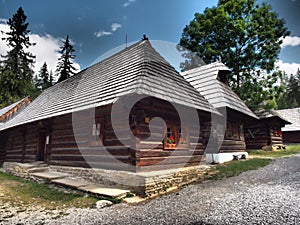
[2, 162, 210, 197]
[50, 165, 210, 197]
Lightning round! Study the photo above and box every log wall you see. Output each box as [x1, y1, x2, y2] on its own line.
[201, 121, 246, 153]
[130, 97, 205, 172]
[1, 97, 209, 172]
[3, 123, 39, 163]
[244, 126, 270, 150]
[0, 133, 6, 165]
[245, 120, 284, 150]
[283, 131, 300, 143]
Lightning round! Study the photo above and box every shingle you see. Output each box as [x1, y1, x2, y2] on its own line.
[181, 62, 258, 119]
[0, 97, 28, 117]
[0, 97, 30, 123]
[0, 40, 216, 131]
[254, 109, 290, 124]
[275, 107, 300, 131]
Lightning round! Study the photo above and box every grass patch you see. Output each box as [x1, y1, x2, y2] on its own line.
[204, 158, 272, 181]
[0, 171, 118, 209]
[248, 144, 300, 158]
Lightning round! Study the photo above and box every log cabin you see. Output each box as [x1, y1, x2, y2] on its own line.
[182, 62, 258, 163]
[244, 110, 290, 150]
[0, 39, 218, 172]
[276, 107, 300, 143]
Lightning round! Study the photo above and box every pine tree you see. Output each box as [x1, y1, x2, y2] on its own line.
[56, 35, 76, 83]
[37, 62, 52, 90]
[49, 71, 54, 86]
[0, 7, 36, 106]
[277, 70, 300, 109]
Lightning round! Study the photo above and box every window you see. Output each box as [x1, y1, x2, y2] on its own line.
[90, 122, 104, 146]
[164, 125, 189, 150]
[225, 122, 240, 140]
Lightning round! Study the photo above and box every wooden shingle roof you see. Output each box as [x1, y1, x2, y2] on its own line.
[0, 40, 216, 131]
[254, 109, 291, 125]
[181, 62, 258, 119]
[0, 97, 30, 123]
[276, 107, 300, 131]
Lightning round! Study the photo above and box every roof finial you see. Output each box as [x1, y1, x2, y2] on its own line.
[142, 34, 149, 41]
[218, 55, 222, 63]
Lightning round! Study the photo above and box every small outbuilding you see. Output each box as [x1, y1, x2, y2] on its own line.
[182, 62, 258, 164]
[244, 110, 290, 150]
[276, 107, 300, 143]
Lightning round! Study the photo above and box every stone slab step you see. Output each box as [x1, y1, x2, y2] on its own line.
[27, 167, 49, 173]
[52, 178, 92, 188]
[14, 163, 37, 170]
[31, 171, 68, 181]
[79, 184, 130, 198]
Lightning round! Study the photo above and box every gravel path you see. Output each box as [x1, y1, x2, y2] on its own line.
[2, 154, 300, 225]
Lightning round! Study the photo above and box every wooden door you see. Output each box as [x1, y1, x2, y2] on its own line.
[37, 131, 47, 162]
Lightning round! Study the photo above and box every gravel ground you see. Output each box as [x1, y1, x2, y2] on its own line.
[1, 154, 300, 225]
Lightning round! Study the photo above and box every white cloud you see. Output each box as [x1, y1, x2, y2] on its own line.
[0, 20, 80, 80]
[94, 30, 112, 37]
[111, 23, 122, 32]
[281, 36, 300, 48]
[276, 60, 300, 75]
[122, 0, 136, 7]
[94, 22, 122, 38]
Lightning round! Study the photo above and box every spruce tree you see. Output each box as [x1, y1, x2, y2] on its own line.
[0, 7, 36, 106]
[56, 35, 76, 83]
[37, 62, 52, 90]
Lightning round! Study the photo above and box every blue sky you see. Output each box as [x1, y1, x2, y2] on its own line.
[0, 0, 300, 76]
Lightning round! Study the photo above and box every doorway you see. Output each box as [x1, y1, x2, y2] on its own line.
[37, 131, 47, 162]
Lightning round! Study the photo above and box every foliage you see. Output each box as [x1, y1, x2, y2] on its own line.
[277, 69, 300, 109]
[36, 62, 53, 90]
[56, 35, 76, 83]
[0, 7, 36, 107]
[179, 0, 290, 110]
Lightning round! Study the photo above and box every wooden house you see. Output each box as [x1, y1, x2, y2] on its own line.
[276, 107, 300, 143]
[0, 39, 217, 172]
[182, 62, 258, 163]
[244, 110, 290, 150]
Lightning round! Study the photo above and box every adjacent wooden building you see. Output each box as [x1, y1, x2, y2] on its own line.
[0, 97, 30, 124]
[244, 110, 290, 150]
[0, 40, 217, 172]
[276, 107, 300, 143]
[182, 62, 258, 163]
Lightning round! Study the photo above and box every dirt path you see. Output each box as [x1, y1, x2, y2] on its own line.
[2, 154, 300, 225]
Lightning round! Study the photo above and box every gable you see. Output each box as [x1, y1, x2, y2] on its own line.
[182, 62, 257, 119]
[0, 40, 216, 131]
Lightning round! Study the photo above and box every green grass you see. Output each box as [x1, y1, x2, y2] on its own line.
[204, 158, 272, 181]
[0, 171, 120, 209]
[202, 145, 300, 181]
[248, 144, 300, 158]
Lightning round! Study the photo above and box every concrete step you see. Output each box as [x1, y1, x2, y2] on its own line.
[31, 171, 68, 181]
